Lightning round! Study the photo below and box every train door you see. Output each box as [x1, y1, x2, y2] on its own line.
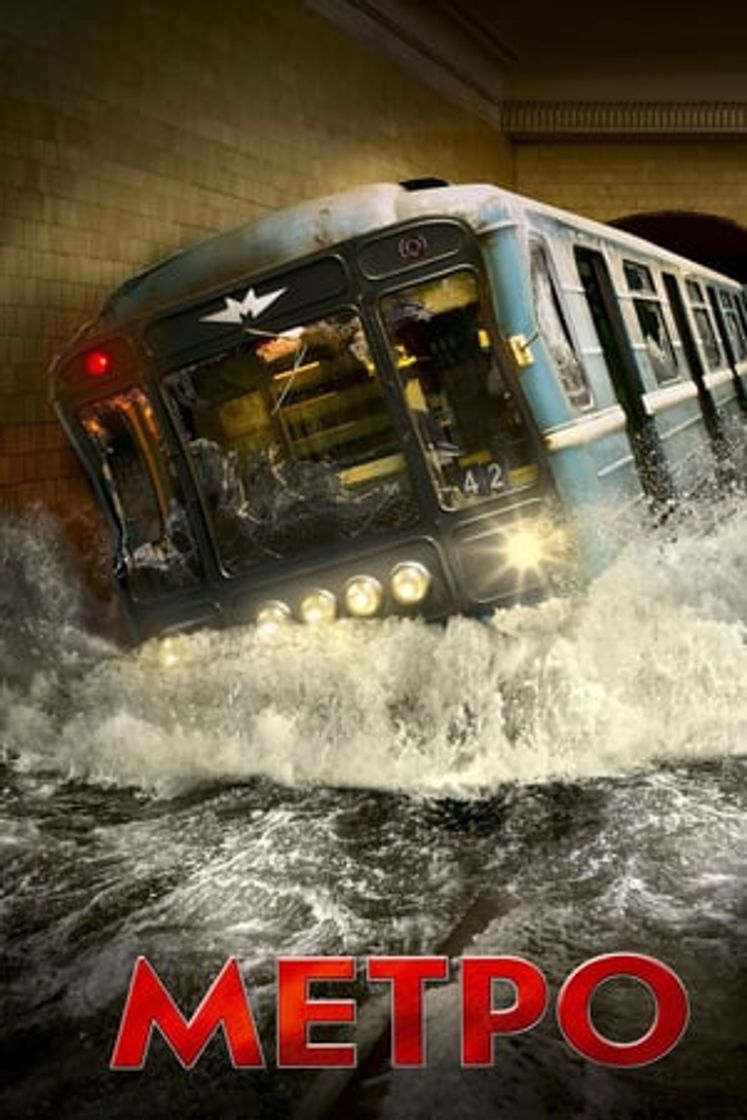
[574, 247, 674, 505]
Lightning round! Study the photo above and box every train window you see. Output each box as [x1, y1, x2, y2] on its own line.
[380, 270, 539, 510]
[623, 261, 678, 384]
[738, 293, 747, 334]
[718, 290, 747, 360]
[686, 282, 723, 370]
[623, 262, 655, 294]
[632, 302, 679, 384]
[530, 245, 593, 409]
[80, 389, 201, 599]
[692, 309, 722, 369]
[163, 310, 417, 574]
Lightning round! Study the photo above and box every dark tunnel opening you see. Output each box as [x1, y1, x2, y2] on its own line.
[609, 212, 747, 284]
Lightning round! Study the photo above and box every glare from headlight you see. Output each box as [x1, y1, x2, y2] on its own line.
[299, 589, 337, 624]
[503, 527, 545, 572]
[390, 561, 431, 606]
[344, 575, 383, 618]
[158, 636, 181, 668]
[256, 600, 291, 632]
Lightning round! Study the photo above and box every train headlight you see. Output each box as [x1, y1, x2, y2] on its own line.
[344, 575, 383, 618]
[390, 561, 431, 606]
[256, 600, 291, 632]
[299, 589, 337, 624]
[158, 636, 181, 668]
[503, 527, 545, 572]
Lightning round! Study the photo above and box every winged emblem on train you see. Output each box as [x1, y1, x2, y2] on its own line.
[200, 285, 287, 324]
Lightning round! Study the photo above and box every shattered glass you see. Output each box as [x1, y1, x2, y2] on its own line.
[80, 389, 202, 599]
[381, 270, 540, 509]
[531, 245, 593, 409]
[164, 310, 417, 573]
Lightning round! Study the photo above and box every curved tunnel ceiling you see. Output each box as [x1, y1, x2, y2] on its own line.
[609, 212, 747, 283]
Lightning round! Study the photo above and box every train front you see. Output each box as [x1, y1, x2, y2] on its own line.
[50, 214, 570, 641]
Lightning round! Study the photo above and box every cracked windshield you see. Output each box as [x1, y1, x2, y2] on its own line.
[164, 310, 417, 573]
[380, 270, 539, 509]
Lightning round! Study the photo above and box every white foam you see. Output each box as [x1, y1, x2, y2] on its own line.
[1, 501, 745, 797]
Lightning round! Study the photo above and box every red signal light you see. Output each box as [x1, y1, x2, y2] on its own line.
[85, 350, 112, 377]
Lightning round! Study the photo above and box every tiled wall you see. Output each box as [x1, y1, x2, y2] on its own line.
[514, 139, 747, 226]
[0, 0, 514, 517]
[2, 1, 744, 531]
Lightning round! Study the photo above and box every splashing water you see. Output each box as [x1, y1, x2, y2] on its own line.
[0, 504, 744, 1120]
[1, 499, 744, 797]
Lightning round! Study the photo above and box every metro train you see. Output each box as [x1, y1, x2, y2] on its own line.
[50, 180, 747, 641]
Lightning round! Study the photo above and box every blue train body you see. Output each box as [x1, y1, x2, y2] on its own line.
[50, 181, 747, 640]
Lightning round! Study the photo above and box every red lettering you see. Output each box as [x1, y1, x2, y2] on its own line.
[367, 956, 449, 1066]
[110, 956, 264, 1069]
[109, 952, 689, 1072]
[277, 956, 357, 1067]
[461, 956, 548, 1065]
[556, 952, 689, 1066]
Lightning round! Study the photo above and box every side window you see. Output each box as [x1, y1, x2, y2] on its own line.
[530, 244, 593, 409]
[718, 290, 747, 361]
[738, 292, 747, 336]
[379, 270, 539, 510]
[686, 279, 723, 369]
[685, 279, 703, 302]
[623, 261, 679, 385]
[81, 388, 201, 599]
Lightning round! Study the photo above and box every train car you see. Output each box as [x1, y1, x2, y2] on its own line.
[50, 180, 747, 641]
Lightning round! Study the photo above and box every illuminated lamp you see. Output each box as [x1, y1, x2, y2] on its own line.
[256, 600, 292, 632]
[299, 589, 337, 624]
[503, 527, 545, 573]
[85, 350, 112, 377]
[390, 562, 431, 606]
[343, 575, 383, 618]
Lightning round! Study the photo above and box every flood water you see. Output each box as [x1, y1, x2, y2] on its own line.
[0, 502, 745, 1119]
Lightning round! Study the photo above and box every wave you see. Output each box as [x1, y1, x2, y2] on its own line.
[1, 500, 745, 797]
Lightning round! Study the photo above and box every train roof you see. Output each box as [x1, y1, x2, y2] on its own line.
[99, 180, 742, 328]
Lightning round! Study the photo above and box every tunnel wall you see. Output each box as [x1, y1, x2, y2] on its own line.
[514, 139, 747, 228]
[0, 0, 514, 517]
[2, 2, 746, 525]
